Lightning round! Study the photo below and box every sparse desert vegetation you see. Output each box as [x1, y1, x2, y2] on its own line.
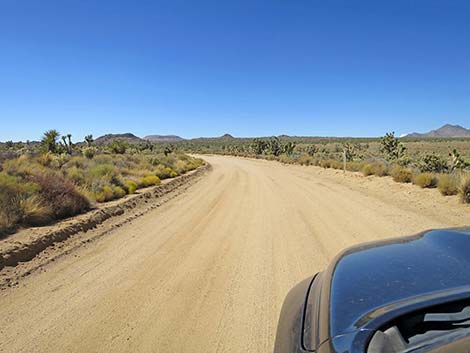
[0, 131, 204, 236]
[170, 132, 470, 205]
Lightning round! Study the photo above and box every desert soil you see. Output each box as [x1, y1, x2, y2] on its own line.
[0, 155, 469, 353]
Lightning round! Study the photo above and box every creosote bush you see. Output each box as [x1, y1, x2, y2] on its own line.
[438, 174, 459, 196]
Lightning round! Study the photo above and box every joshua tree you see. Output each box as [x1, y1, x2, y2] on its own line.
[307, 144, 318, 157]
[268, 137, 282, 156]
[449, 149, 468, 171]
[251, 138, 268, 155]
[380, 132, 406, 161]
[283, 141, 296, 156]
[164, 145, 173, 156]
[41, 129, 60, 153]
[61, 134, 73, 154]
[84, 134, 94, 147]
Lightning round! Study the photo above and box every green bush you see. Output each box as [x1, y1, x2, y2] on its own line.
[113, 186, 126, 199]
[413, 173, 437, 188]
[438, 174, 459, 196]
[391, 165, 413, 183]
[140, 175, 161, 187]
[124, 180, 138, 194]
[94, 185, 115, 203]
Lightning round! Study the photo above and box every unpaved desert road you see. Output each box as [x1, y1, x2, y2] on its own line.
[1, 155, 469, 353]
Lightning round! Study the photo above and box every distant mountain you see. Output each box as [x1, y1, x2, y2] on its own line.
[405, 124, 470, 138]
[219, 133, 235, 139]
[94, 133, 143, 144]
[144, 135, 185, 142]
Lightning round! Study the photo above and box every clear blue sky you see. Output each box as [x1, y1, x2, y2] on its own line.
[1, 0, 470, 141]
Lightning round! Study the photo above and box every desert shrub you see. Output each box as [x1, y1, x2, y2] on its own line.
[154, 164, 171, 179]
[140, 175, 161, 187]
[1, 155, 39, 178]
[459, 175, 470, 204]
[94, 185, 115, 203]
[362, 163, 373, 176]
[330, 160, 343, 169]
[32, 173, 90, 219]
[413, 173, 438, 188]
[0, 174, 25, 234]
[438, 174, 459, 196]
[20, 195, 53, 226]
[390, 165, 413, 183]
[173, 159, 188, 174]
[345, 161, 364, 172]
[113, 186, 126, 199]
[82, 146, 97, 159]
[88, 164, 117, 180]
[66, 166, 86, 185]
[363, 162, 388, 177]
[279, 154, 294, 164]
[320, 160, 332, 168]
[0, 149, 201, 232]
[124, 180, 138, 194]
[298, 154, 314, 166]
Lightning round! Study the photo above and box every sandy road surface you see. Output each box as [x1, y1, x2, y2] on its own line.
[1, 155, 469, 353]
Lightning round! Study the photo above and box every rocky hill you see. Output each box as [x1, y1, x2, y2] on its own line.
[143, 135, 185, 142]
[406, 124, 470, 138]
[94, 133, 143, 144]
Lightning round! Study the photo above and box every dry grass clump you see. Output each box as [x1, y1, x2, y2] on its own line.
[330, 160, 343, 170]
[278, 154, 294, 164]
[459, 175, 470, 204]
[320, 160, 332, 168]
[438, 174, 459, 196]
[362, 162, 388, 177]
[413, 173, 438, 188]
[32, 172, 90, 219]
[298, 154, 314, 166]
[390, 165, 413, 183]
[346, 161, 365, 172]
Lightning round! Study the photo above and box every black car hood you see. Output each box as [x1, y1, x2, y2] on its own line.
[329, 229, 470, 337]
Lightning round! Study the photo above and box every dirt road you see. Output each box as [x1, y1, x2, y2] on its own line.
[1, 155, 469, 353]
